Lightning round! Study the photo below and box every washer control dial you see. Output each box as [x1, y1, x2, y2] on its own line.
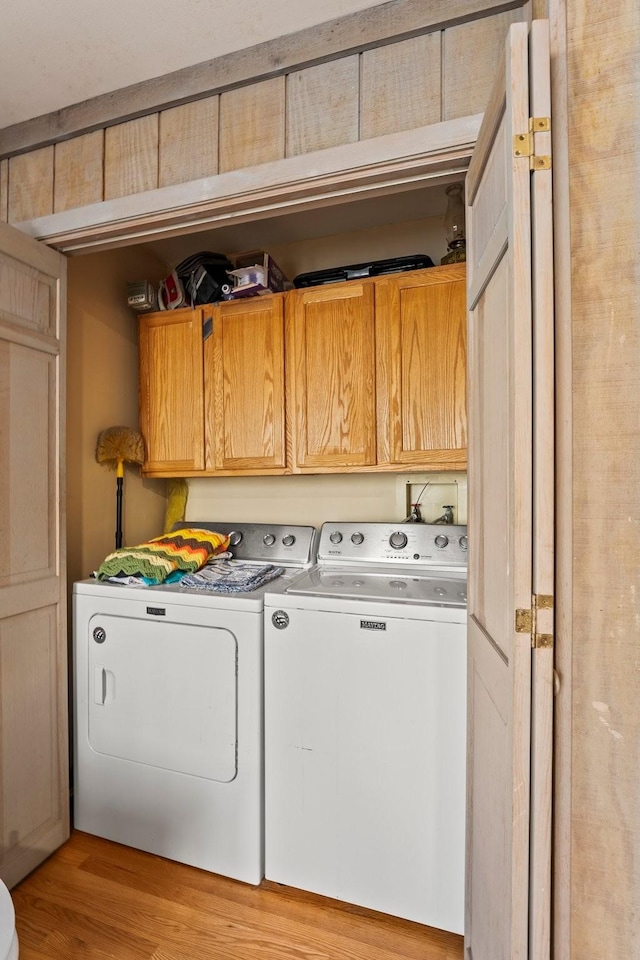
[263, 533, 276, 546]
[228, 530, 243, 546]
[351, 532, 365, 545]
[435, 534, 449, 549]
[389, 531, 408, 549]
[459, 535, 468, 550]
[329, 531, 343, 544]
[282, 534, 296, 546]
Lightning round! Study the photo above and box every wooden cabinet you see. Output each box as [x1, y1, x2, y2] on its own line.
[204, 294, 287, 473]
[287, 282, 377, 470]
[287, 264, 466, 473]
[139, 296, 287, 477]
[139, 306, 206, 474]
[139, 265, 466, 477]
[375, 264, 467, 470]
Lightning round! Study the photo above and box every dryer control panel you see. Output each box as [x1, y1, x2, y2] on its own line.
[172, 521, 318, 567]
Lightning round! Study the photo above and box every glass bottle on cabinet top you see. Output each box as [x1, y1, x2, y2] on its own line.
[441, 183, 466, 264]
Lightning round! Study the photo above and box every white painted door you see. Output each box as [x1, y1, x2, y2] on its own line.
[465, 20, 554, 960]
[0, 220, 68, 887]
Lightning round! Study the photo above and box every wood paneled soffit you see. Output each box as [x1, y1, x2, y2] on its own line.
[0, 0, 525, 159]
[15, 115, 481, 253]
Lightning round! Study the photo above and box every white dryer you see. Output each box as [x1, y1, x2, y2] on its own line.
[264, 521, 467, 932]
[74, 522, 316, 885]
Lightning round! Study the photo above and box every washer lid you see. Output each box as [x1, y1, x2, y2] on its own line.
[286, 565, 467, 606]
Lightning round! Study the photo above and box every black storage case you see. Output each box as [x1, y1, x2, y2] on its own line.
[292, 254, 434, 288]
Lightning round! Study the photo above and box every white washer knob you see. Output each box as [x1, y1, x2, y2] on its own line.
[435, 534, 449, 548]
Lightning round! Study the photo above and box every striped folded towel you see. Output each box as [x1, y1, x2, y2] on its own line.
[96, 529, 231, 584]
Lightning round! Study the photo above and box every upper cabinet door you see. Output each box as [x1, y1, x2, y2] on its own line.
[288, 282, 376, 471]
[205, 295, 287, 473]
[139, 307, 205, 474]
[375, 264, 467, 469]
[0, 221, 69, 887]
[465, 21, 554, 960]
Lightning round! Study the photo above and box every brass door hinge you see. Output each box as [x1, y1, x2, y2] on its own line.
[515, 608, 533, 633]
[513, 117, 551, 170]
[515, 594, 555, 648]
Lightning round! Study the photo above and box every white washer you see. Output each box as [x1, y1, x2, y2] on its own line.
[264, 521, 467, 933]
[74, 522, 316, 885]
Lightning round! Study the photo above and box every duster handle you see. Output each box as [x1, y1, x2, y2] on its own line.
[115, 475, 123, 549]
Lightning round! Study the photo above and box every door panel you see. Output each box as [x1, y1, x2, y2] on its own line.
[0, 220, 68, 888]
[466, 20, 553, 960]
[0, 342, 56, 584]
[139, 307, 205, 473]
[206, 295, 287, 472]
[288, 283, 377, 469]
[375, 265, 467, 469]
[88, 614, 237, 782]
[1, 607, 63, 860]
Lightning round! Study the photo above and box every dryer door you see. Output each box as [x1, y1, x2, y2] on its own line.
[88, 613, 237, 782]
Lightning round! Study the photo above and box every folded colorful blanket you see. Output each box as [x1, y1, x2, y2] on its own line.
[96, 529, 231, 584]
[180, 559, 284, 593]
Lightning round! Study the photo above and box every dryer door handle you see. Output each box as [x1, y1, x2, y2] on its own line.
[94, 666, 106, 704]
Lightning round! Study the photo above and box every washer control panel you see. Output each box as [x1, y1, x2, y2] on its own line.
[318, 522, 468, 567]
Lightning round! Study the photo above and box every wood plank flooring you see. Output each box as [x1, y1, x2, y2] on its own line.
[12, 831, 464, 960]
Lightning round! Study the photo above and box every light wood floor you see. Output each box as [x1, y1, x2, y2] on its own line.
[11, 831, 464, 960]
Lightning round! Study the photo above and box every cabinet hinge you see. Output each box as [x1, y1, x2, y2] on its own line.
[513, 117, 552, 170]
[515, 594, 555, 649]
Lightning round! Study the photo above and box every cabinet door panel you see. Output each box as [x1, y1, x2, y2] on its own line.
[289, 283, 376, 470]
[139, 308, 205, 474]
[206, 296, 286, 472]
[376, 265, 467, 469]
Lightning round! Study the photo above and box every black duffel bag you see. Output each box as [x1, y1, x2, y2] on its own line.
[175, 252, 234, 306]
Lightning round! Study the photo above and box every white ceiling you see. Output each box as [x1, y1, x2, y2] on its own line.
[0, 0, 386, 129]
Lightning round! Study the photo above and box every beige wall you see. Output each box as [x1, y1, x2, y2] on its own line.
[66, 247, 167, 587]
[564, 0, 640, 955]
[185, 472, 467, 530]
